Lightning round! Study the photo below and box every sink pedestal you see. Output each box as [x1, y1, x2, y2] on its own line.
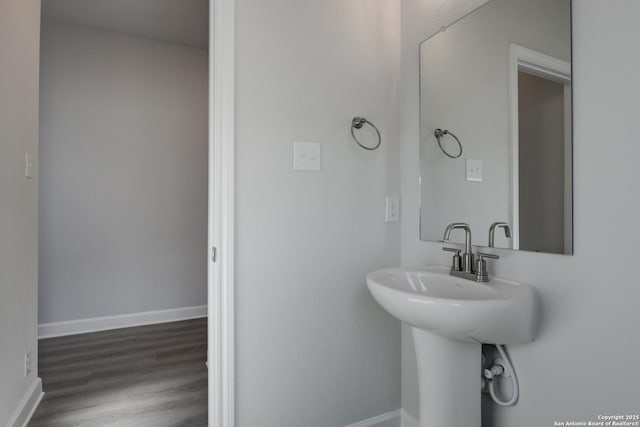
[367, 266, 536, 426]
[412, 328, 480, 427]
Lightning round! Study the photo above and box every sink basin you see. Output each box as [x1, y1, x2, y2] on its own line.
[366, 265, 537, 344]
[366, 265, 538, 427]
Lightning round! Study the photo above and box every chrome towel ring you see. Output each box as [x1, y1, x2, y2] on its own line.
[351, 117, 381, 151]
[434, 128, 463, 158]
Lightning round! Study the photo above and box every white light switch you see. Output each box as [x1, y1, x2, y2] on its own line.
[293, 141, 321, 171]
[466, 158, 482, 182]
[385, 196, 400, 222]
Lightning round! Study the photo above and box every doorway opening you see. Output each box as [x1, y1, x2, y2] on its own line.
[509, 44, 572, 254]
[33, 1, 210, 425]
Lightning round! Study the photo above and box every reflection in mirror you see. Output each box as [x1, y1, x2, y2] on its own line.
[419, 0, 572, 255]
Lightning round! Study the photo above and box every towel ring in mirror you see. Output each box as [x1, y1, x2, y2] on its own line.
[434, 128, 463, 158]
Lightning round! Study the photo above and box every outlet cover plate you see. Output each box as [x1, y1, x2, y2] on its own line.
[24, 351, 31, 377]
[385, 196, 400, 222]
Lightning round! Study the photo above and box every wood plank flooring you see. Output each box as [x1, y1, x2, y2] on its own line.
[29, 318, 207, 427]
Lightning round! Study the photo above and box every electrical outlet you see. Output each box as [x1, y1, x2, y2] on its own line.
[385, 196, 400, 222]
[25, 152, 34, 179]
[24, 351, 31, 378]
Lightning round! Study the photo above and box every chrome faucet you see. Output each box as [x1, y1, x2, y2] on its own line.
[442, 223, 499, 282]
[443, 223, 473, 273]
[489, 222, 511, 247]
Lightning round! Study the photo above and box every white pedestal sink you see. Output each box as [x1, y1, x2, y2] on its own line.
[366, 266, 537, 427]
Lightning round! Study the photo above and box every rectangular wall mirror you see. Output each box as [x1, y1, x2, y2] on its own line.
[419, 0, 573, 254]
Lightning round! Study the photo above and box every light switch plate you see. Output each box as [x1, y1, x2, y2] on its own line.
[466, 158, 482, 182]
[293, 141, 321, 171]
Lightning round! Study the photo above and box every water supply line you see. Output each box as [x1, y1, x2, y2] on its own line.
[483, 344, 519, 406]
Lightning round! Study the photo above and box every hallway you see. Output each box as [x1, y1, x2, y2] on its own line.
[29, 319, 207, 427]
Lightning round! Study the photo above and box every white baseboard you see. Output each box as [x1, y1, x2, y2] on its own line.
[400, 409, 419, 427]
[344, 409, 402, 427]
[7, 377, 44, 427]
[343, 408, 419, 427]
[38, 305, 207, 339]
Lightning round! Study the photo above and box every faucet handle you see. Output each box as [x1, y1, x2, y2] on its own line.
[443, 247, 462, 271]
[475, 252, 499, 282]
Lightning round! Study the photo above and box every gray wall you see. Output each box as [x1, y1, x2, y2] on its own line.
[0, 0, 41, 423]
[39, 22, 208, 324]
[235, 0, 402, 425]
[401, 0, 640, 424]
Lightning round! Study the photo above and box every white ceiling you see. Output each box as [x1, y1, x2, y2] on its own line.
[42, 0, 209, 49]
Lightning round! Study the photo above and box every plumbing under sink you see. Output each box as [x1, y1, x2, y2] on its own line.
[366, 265, 537, 427]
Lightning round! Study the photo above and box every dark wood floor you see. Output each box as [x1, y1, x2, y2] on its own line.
[29, 318, 208, 427]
